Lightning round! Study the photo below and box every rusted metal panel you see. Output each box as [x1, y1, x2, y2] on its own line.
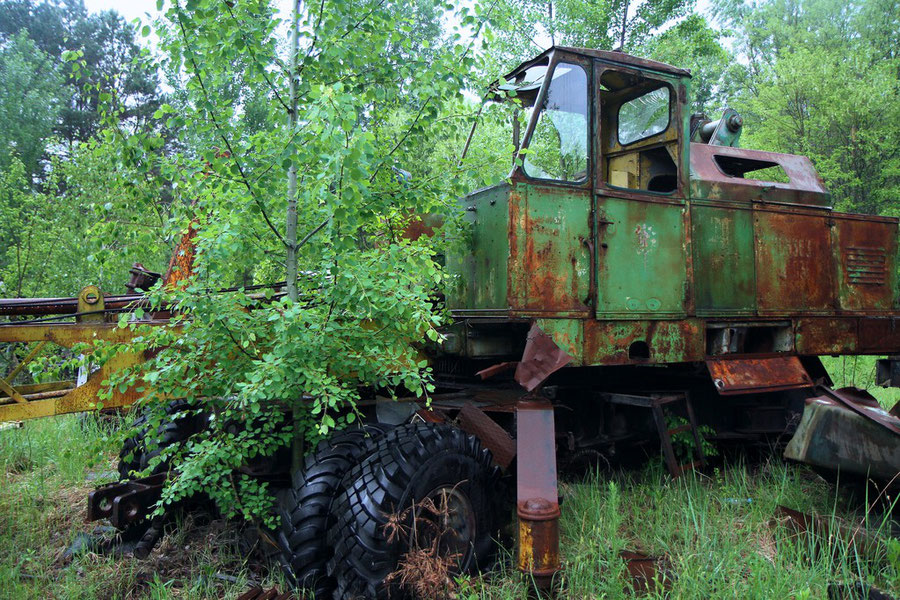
[595, 196, 688, 318]
[458, 402, 516, 468]
[447, 185, 510, 312]
[795, 318, 858, 355]
[754, 208, 834, 314]
[508, 184, 591, 315]
[858, 317, 900, 352]
[514, 323, 572, 391]
[162, 221, 198, 288]
[620, 550, 675, 593]
[818, 386, 900, 436]
[833, 215, 898, 312]
[706, 356, 813, 395]
[691, 203, 756, 314]
[515, 399, 560, 589]
[535, 318, 583, 365]
[689, 143, 830, 207]
[583, 319, 704, 365]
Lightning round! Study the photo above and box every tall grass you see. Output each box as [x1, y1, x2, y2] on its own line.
[472, 460, 899, 599]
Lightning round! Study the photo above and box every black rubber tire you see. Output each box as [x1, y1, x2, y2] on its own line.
[276, 423, 393, 598]
[327, 423, 503, 600]
[117, 400, 207, 480]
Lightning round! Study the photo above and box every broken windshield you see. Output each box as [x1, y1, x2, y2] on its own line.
[521, 62, 588, 182]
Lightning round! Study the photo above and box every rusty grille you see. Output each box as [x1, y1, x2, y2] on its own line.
[845, 246, 887, 285]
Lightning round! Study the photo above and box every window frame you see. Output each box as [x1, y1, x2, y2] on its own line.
[616, 85, 673, 147]
[512, 52, 593, 189]
[593, 60, 688, 202]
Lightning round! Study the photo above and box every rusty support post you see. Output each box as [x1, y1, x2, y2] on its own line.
[516, 398, 561, 591]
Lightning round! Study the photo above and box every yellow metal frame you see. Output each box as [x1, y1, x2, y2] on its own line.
[0, 322, 148, 423]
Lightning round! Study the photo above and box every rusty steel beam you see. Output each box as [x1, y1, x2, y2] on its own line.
[0, 294, 148, 317]
[458, 402, 516, 468]
[516, 398, 561, 590]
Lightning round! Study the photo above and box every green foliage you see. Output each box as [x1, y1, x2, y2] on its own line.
[0, 31, 66, 180]
[713, 0, 900, 214]
[61, 0, 499, 525]
[0, 0, 162, 148]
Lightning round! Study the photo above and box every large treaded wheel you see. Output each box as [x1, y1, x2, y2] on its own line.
[327, 422, 503, 600]
[118, 400, 207, 480]
[276, 423, 392, 598]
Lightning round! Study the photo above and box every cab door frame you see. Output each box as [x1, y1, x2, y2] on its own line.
[590, 59, 693, 320]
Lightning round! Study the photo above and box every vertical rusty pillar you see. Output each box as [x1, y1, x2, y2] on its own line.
[516, 398, 561, 590]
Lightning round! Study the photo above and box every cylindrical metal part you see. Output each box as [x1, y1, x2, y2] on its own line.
[699, 119, 720, 143]
[517, 497, 561, 590]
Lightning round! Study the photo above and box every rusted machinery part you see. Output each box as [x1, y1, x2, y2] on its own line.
[0, 293, 148, 317]
[516, 398, 561, 590]
[784, 387, 900, 483]
[236, 587, 296, 600]
[87, 473, 166, 531]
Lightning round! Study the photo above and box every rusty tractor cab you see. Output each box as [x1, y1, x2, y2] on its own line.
[3, 46, 900, 598]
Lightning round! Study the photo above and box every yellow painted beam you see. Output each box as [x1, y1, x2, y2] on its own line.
[0, 352, 143, 422]
[5, 340, 47, 382]
[0, 377, 27, 404]
[0, 322, 147, 346]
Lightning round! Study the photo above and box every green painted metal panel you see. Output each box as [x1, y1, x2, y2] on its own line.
[446, 184, 509, 310]
[691, 204, 756, 314]
[595, 197, 687, 318]
[508, 184, 591, 314]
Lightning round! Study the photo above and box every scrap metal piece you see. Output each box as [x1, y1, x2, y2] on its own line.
[784, 388, 900, 482]
[621, 550, 675, 593]
[475, 361, 518, 380]
[87, 473, 165, 530]
[458, 402, 516, 468]
[125, 263, 161, 293]
[828, 581, 897, 600]
[515, 323, 572, 392]
[706, 356, 813, 395]
[237, 588, 295, 600]
[773, 505, 885, 563]
[516, 399, 560, 590]
[821, 386, 900, 436]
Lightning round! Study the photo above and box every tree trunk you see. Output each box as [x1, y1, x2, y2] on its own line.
[285, 0, 300, 304]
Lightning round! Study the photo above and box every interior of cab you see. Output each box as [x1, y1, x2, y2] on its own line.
[599, 69, 679, 194]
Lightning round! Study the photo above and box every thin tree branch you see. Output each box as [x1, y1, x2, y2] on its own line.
[175, 8, 287, 247]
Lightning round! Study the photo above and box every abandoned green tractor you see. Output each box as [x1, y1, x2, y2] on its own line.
[3, 46, 900, 598]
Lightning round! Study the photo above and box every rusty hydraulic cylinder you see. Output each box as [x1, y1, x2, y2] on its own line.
[516, 399, 561, 589]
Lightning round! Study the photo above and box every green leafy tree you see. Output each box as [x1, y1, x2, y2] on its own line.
[0, 0, 161, 149]
[713, 0, 900, 214]
[0, 31, 66, 180]
[75, 0, 492, 525]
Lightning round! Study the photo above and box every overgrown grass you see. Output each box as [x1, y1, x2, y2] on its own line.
[470, 461, 900, 598]
[0, 416, 283, 599]
[2, 359, 900, 598]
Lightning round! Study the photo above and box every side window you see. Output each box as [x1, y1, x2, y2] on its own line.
[618, 87, 670, 145]
[523, 63, 588, 182]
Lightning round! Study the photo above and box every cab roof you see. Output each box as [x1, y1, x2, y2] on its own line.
[506, 46, 692, 79]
